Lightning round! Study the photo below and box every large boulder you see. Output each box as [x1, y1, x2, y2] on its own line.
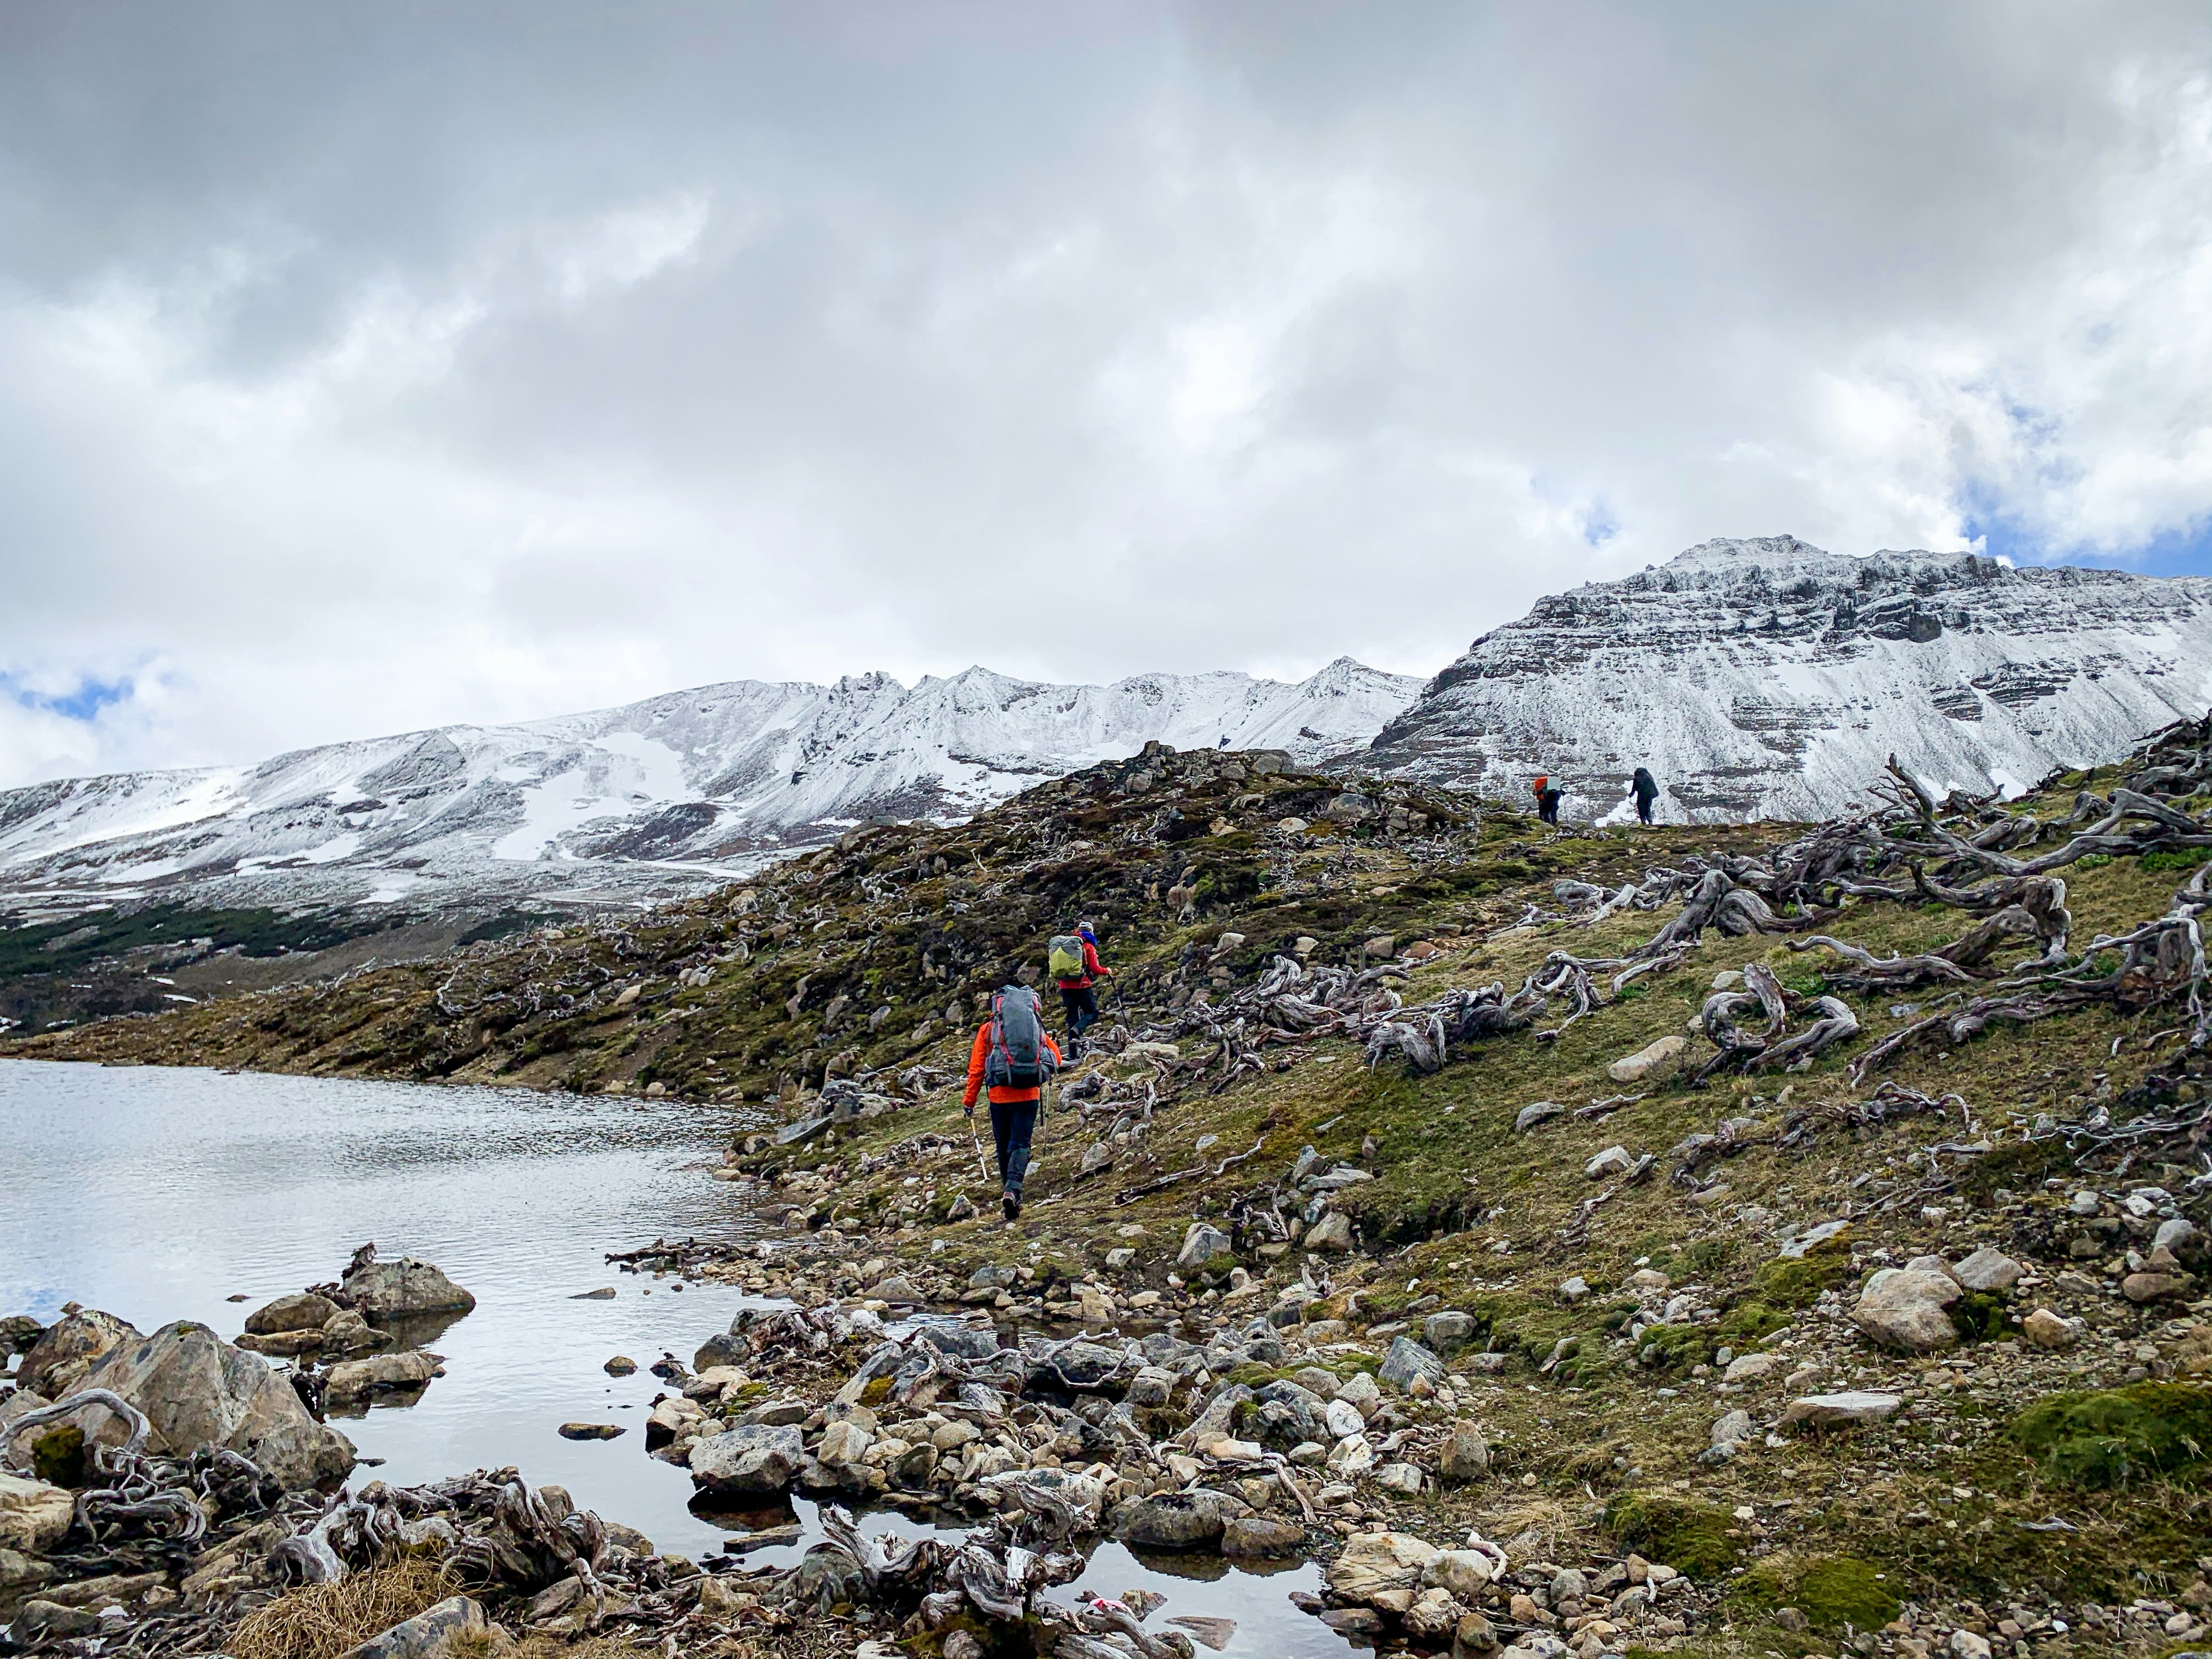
[689, 1424, 803, 1493]
[340, 1257, 475, 1322]
[1107, 1488, 1251, 1550]
[244, 1294, 340, 1336]
[0, 1476, 74, 1555]
[1327, 1531, 1441, 1604]
[1851, 1269, 1961, 1353]
[917, 1325, 1000, 1363]
[18, 1311, 140, 1400]
[1222, 1516, 1305, 1558]
[78, 1322, 356, 1488]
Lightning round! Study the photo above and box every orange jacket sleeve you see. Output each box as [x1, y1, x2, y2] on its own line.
[963, 1023, 990, 1107]
[1045, 1034, 1063, 1066]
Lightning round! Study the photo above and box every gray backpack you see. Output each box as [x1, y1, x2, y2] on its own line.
[984, 986, 1053, 1089]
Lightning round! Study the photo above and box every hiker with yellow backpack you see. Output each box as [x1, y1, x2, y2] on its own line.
[1047, 921, 1111, 1057]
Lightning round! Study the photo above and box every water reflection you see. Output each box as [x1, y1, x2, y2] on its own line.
[0, 1060, 1343, 1658]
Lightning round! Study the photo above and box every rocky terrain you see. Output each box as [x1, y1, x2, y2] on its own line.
[7, 710, 2212, 1659]
[1359, 536, 2212, 823]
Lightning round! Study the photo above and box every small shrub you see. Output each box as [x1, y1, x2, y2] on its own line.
[2137, 850, 2211, 874]
[2008, 1382, 2212, 1488]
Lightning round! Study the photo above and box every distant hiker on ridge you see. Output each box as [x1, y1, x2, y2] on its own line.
[1631, 766, 1661, 826]
[1048, 921, 1111, 1055]
[1532, 773, 1562, 826]
[963, 983, 1062, 1222]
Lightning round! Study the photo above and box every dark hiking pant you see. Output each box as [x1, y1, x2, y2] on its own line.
[1059, 985, 1099, 1049]
[1538, 791, 1561, 825]
[990, 1099, 1039, 1193]
[1635, 795, 1655, 825]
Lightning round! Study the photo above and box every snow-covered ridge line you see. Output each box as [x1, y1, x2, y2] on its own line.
[0, 658, 1420, 920]
[1358, 534, 2212, 821]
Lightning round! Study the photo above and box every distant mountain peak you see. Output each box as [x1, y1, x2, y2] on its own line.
[1362, 536, 2212, 820]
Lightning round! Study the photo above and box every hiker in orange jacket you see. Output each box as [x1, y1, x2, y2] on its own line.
[962, 984, 1063, 1221]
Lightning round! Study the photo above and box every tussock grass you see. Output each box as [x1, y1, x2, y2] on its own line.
[227, 1559, 459, 1659]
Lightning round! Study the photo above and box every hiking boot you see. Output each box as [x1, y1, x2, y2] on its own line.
[1002, 1189, 1022, 1222]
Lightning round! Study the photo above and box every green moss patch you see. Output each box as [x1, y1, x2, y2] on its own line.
[1730, 1552, 1901, 1634]
[1605, 1491, 1742, 1578]
[2008, 1382, 2212, 1488]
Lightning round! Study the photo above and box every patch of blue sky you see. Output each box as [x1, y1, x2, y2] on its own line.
[1958, 482, 2212, 579]
[1578, 498, 1620, 548]
[2, 672, 133, 722]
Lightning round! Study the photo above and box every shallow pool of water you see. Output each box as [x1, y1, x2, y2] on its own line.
[0, 1060, 1345, 1656]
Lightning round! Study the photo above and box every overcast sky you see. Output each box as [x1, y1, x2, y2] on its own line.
[5, 2, 2212, 786]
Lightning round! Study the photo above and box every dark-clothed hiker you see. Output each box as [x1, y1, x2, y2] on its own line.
[1632, 767, 1660, 826]
[962, 985, 1062, 1221]
[1048, 922, 1111, 1053]
[1538, 782, 1562, 826]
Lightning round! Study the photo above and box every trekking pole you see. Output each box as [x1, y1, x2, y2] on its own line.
[967, 1110, 991, 1184]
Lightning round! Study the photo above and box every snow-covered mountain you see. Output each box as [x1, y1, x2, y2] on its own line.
[1356, 535, 2212, 821]
[0, 659, 1418, 921]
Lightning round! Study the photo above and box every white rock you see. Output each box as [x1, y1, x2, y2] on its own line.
[1780, 1391, 1903, 1427]
[1722, 1352, 1776, 1384]
[1583, 1146, 1637, 1180]
[1607, 1035, 1687, 1085]
[1324, 1397, 1365, 1440]
[1851, 1268, 1961, 1353]
[1950, 1247, 2022, 1293]
[1376, 1462, 1423, 1496]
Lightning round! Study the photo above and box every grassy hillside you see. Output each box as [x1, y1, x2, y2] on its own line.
[10, 731, 2212, 1651]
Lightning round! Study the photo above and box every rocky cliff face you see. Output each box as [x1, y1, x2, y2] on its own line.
[1357, 535, 2212, 821]
[0, 659, 1418, 922]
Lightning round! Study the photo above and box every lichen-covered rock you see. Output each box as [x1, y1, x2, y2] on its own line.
[17, 1310, 140, 1400]
[339, 1256, 475, 1321]
[1850, 1268, 1961, 1353]
[80, 1321, 355, 1489]
[1222, 1516, 1305, 1558]
[1108, 1488, 1251, 1549]
[1378, 1335, 1444, 1392]
[688, 1424, 803, 1493]
[1950, 1248, 2022, 1294]
[1177, 1224, 1234, 1274]
[1439, 1423, 1491, 1483]
[1327, 1531, 1441, 1604]
[1304, 1212, 1354, 1252]
[344, 1594, 490, 1659]
[322, 1351, 440, 1408]
[1606, 1036, 1686, 1086]
[0, 1476, 74, 1555]
[1780, 1391, 1902, 1427]
[244, 1293, 339, 1336]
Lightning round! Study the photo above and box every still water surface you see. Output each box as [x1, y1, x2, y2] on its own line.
[0, 1060, 1335, 1656]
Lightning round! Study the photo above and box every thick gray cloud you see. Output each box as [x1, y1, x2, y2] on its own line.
[4, 2, 2211, 783]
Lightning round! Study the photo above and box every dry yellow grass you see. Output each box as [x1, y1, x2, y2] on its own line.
[227, 1559, 460, 1659]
